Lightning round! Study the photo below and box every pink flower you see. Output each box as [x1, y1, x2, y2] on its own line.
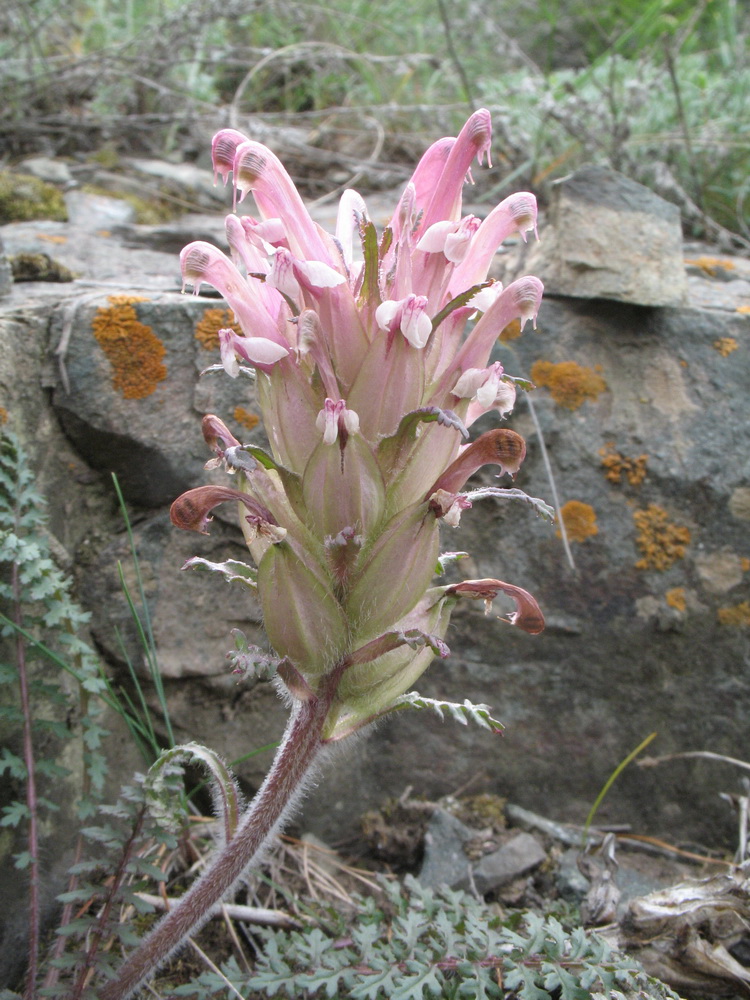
[173, 109, 546, 732]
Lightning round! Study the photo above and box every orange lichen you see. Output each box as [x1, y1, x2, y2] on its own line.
[717, 601, 750, 626]
[600, 445, 648, 486]
[195, 308, 236, 350]
[529, 360, 607, 410]
[557, 500, 598, 543]
[713, 337, 738, 357]
[737, 305, 750, 315]
[233, 406, 260, 432]
[91, 295, 166, 400]
[665, 587, 687, 612]
[685, 256, 735, 277]
[633, 505, 691, 571]
[0, 406, 7, 425]
[499, 318, 523, 342]
[741, 557, 750, 572]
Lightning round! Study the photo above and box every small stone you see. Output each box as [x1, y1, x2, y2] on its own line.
[19, 157, 73, 187]
[472, 831, 547, 894]
[64, 189, 136, 229]
[417, 809, 475, 890]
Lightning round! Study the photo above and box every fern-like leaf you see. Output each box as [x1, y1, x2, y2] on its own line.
[394, 692, 504, 733]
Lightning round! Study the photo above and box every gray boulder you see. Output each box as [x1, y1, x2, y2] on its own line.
[524, 165, 688, 306]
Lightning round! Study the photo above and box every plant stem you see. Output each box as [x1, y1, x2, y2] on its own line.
[14, 541, 40, 1000]
[434, 0, 475, 109]
[99, 681, 337, 1000]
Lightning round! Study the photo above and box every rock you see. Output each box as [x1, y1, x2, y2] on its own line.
[51, 291, 265, 506]
[19, 156, 74, 187]
[418, 812, 546, 893]
[126, 158, 230, 210]
[418, 809, 475, 890]
[2, 170, 750, 978]
[473, 832, 547, 894]
[524, 165, 688, 306]
[0, 236, 11, 298]
[64, 189, 136, 229]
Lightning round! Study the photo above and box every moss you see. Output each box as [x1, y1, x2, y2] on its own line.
[717, 601, 750, 626]
[454, 793, 507, 832]
[530, 360, 607, 410]
[633, 505, 691, 571]
[599, 445, 648, 486]
[195, 308, 236, 350]
[665, 587, 687, 612]
[713, 337, 738, 357]
[92, 295, 167, 399]
[557, 500, 598, 543]
[233, 406, 259, 432]
[0, 170, 67, 223]
[10, 252, 75, 283]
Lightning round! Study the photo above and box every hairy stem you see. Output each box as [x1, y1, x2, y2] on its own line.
[99, 683, 336, 1000]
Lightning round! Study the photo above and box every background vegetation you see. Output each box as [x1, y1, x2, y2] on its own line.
[1, 0, 748, 240]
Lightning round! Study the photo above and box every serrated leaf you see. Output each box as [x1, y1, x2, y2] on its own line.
[394, 692, 503, 733]
[391, 962, 444, 1000]
[1, 800, 30, 826]
[461, 486, 555, 522]
[182, 555, 258, 590]
[351, 966, 399, 999]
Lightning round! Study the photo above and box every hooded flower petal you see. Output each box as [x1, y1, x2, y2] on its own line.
[420, 108, 493, 230]
[449, 192, 538, 294]
[170, 485, 277, 536]
[180, 241, 289, 349]
[446, 578, 545, 634]
[429, 428, 527, 494]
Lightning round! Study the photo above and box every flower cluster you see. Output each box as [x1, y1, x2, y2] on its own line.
[172, 109, 547, 741]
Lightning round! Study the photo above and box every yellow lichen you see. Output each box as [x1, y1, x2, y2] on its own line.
[92, 295, 166, 400]
[529, 360, 607, 410]
[499, 318, 523, 342]
[600, 445, 648, 487]
[557, 500, 598, 543]
[717, 601, 750, 626]
[633, 505, 691, 571]
[685, 256, 735, 277]
[713, 337, 738, 357]
[737, 305, 750, 315]
[233, 406, 260, 431]
[195, 308, 236, 350]
[665, 587, 687, 612]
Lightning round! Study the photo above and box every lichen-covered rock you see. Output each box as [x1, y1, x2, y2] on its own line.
[51, 291, 266, 506]
[1, 188, 748, 862]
